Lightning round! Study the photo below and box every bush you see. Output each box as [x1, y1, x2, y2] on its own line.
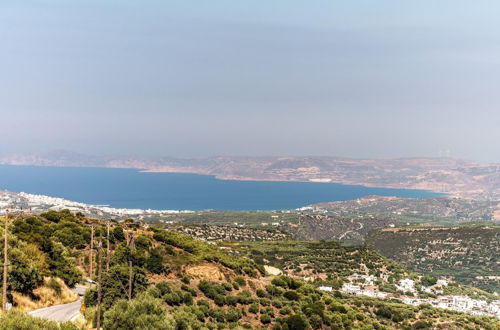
[280, 306, 292, 315]
[413, 320, 432, 329]
[181, 275, 191, 284]
[234, 276, 246, 286]
[47, 278, 63, 296]
[208, 308, 226, 322]
[256, 289, 267, 298]
[84, 287, 97, 307]
[226, 308, 242, 322]
[103, 293, 175, 330]
[236, 290, 254, 304]
[284, 290, 300, 301]
[286, 314, 309, 330]
[260, 314, 272, 324]
[249, 303, 259, 314]
[163, 291, 183, 305]
[0, 310, 78, 330]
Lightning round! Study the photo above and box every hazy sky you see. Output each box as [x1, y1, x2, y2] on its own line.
[2, 1, 500, 161]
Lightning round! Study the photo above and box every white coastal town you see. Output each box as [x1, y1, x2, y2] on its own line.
[0, 190, 194, 219]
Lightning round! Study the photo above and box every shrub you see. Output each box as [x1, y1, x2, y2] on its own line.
[413, 320, 432, 329]
[256, 289, 267, 298]
[284, 290, 299, 301]
[226, 308, 243, 322]
[286, 314, 309, 330]
[0, 310, 78, 330]
[236, 290, 254, 304]
[249, 303, 259, 314]
[234, 276, 246, 286]
[156, 282, 171, 296]
[260, 314, 272, 324]
[266, 285, 282, 296]
[208, 308, 226, 322]
[272, 298, 283, 308]
[103, 293, 175, 330]
[225, 295, 239, 306]
[280, 306, 292, 315]
[163, 291, 183, 306]
[47, 278, 63, 296]
[181, 275, 191, 284]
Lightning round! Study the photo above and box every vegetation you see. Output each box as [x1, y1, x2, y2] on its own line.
[1, 211, 499, 329]
[366, 225, 500, 292]
[220, 240, 408, 282]
[0, 310, 78, 330]
[152, 211, 301, 227]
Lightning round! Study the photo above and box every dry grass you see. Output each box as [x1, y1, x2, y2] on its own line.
[12, 277, 78, 311]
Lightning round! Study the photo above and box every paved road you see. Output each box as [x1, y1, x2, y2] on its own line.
[338, 219, 364, 240]
[28, 299, 81, 322]
[28, 285, 87, 322]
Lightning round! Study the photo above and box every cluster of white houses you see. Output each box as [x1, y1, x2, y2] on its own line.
[0, 191, 194, 217]
[319, 273, 499, 318]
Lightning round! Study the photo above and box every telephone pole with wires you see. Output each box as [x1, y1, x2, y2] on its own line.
[106, 222, 110, 272]
[2, 209, 9, 313]
[89, 224, 94, 281]
[95, 241, 103, 330]
[127, 231, 135, 300]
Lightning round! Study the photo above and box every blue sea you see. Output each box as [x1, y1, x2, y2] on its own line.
[0, 165, 441, 211]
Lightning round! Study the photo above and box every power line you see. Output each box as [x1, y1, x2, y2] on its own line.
[127, 231, 135, 301]
[95, 241, 103, 330]
[89, 224, 94, 281]
[2, 209, 8, 313]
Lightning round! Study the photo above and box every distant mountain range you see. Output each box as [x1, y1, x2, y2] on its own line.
[1, 150, 500, 199]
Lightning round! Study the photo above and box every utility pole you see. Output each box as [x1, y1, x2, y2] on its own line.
[89, 224, 94, 281]
[95, 241, 103, 330]
[2, 209, 8, 313]
[127, 231, 134, 300]
[106, 222, 110, 272]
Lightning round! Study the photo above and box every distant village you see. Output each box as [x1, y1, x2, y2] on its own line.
[0, 190, 194, 218]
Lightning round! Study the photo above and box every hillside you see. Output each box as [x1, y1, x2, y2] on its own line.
[1, 210, 499, 329]
[366, 225, 500, 293]
[309, 196, 500, 223]
[3, 151, 500, 199]
[280, 215, 394, 244]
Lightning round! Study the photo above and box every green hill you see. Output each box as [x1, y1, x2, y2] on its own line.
[366, 224, 500, 293]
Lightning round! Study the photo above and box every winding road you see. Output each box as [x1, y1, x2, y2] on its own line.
[28, 285, 87, 322]
[28, 300, 81, 322]
[338, 219, 364, 240]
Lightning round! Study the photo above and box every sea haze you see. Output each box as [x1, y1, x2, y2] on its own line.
[0, 165, 441, 211]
